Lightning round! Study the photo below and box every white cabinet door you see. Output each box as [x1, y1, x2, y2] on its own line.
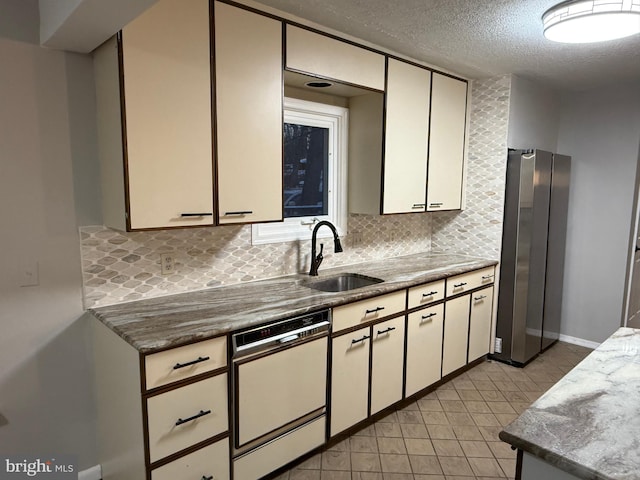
[405, 304, 444, 397]
[120, 0, 214, 229]
[382, 59, 431, 214]
[214, 2, 283, 224]
[286, 25, 385, 91]
[442, 295, 470, 376]
[370, 316, 406, 415]
[427, 73, 468, 211]
[331, 327, 370, 436]
[468, 286, 494, 362]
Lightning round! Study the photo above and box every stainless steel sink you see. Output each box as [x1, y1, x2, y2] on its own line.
[303, 273, 383, 292]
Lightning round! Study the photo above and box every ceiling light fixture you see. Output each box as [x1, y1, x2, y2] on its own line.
[543, 0, 640, 43]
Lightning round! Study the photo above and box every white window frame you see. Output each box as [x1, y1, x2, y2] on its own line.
[251, 97, 348, 245]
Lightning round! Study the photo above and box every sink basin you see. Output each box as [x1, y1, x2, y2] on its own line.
[303, 273, 384, 292]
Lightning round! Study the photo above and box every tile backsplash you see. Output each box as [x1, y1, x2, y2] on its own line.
[81, 74, 513, 308]
[81, 213, 432, 308]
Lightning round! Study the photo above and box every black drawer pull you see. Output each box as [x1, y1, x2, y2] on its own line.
[365, 306, 385, 314]
[453, 282, 467, 288]
[173, 356, 210, 370]
[421, 313, 437, 320]
[429, 203, 443, 207]
[224, 210, 253, 216]
[175, 409, 211, 426]
[202, 476, 213, 480]
[422, 291, 438, 297]
[180, 213, 213, 217]
[482, 275, 494, 280]
[474, 295, 488, 301]
[377, 326, 396, 335]
[351, 335, 370, 345]
[412, 203, 425, 209]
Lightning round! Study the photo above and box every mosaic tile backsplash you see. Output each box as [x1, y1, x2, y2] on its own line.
[81, 75, 512, 308]
[81, 213, 432, 308]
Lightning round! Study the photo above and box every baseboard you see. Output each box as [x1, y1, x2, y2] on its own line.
[78, 464, 102, 480]
[558, 334, 600, 350]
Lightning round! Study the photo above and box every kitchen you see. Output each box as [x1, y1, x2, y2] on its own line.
[1, 0, 639, 479]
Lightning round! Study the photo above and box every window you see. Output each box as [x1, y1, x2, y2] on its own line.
[252, 97, 348, 244]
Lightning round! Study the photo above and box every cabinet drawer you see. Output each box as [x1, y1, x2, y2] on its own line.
[145, 336, 227, 390]
[407, 279, 445, 309]
[147, 373, 228, 463]
[332, 290, 405, 333]
[446, 267, 495, 297]
[286, 25, 385, 91]
[151, 438, 229, 480]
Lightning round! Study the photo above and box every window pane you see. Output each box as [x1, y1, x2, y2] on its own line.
[283, 123, 329, 218]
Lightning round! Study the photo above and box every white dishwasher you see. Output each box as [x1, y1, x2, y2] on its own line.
[231, 310, 330, 480]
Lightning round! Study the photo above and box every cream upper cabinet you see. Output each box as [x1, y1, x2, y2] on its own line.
[95, 0, 214, 230]
[427, 72, 468, 211]
[382, 59, 431, 214]
[286, 25, 385, 90]
[214, 2, 283, 224]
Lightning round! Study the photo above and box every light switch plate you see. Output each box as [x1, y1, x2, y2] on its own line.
[20, 260, 39, 287]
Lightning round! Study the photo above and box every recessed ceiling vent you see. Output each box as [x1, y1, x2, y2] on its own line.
[305, 81, 334, 88]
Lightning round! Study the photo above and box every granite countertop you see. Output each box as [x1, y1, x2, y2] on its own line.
[90, 252, 497, 353]
[500, 327, 640, 480]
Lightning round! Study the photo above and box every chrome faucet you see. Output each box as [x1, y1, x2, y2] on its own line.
[309, 220, 343, 276]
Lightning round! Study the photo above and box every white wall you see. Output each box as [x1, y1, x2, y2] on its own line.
[508, 75, 559, 152]
[557, 82, 640, 343]
[0, 37, 98, 468]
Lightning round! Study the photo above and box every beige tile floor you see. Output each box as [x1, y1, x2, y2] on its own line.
[277, 341, 593, 480]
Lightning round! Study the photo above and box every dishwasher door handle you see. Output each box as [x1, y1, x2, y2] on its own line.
[278, 334, 299, 344]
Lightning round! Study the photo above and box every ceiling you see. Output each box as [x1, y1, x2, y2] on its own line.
[253, 0, 640, 91]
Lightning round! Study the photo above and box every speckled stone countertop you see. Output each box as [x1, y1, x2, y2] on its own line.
[500, 327, 640, 480]
[89, 252, 497, 353]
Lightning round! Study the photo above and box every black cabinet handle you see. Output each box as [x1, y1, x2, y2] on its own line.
[412, 203, 425, 209]
[224, 210, 253, 216]
[474, 295, 487, 301]
[173, 356, 210, 370]
[453, 282, 467, 288]
[481, 275, 494, 280]
[175, 409, 211, 426]
[351, 335, 370, 345]
[365, 306, 385, 314]
[202, 476, 213, 480]
[180, 213, 213, 217]
[421, 313, 437, 320]
[377, 326, 396, 335]
[429, 202, 443, 207]
[422, 291, 438, 297]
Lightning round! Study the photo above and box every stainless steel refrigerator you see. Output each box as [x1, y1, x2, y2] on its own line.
[493, 149, 571, 366]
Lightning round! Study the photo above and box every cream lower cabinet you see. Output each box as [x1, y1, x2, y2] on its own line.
[93, 319, 229, 480]
[94, 0, 214, 231]
[214, 2, 283, 225]
[370, 316, 406, 415]
[405, 304, 444, 397]
[427, 73, 468, 211]
[468, 286, 495, 362]
[330, 326, 371, 436]
[442, 295, 471, 377]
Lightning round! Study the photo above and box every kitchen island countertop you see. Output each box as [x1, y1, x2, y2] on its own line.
[89, 252, 497, 353]
[500, 327, 640, 480]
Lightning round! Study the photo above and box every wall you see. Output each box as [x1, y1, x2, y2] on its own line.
[0, 37, 98, 469]
[557, 82, 640, 343]
[507, 75, 559, 152]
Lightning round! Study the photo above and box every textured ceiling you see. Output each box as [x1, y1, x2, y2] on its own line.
[253, 0, 640, 91]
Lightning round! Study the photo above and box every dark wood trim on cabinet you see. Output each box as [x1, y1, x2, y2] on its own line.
[210, 0, 220, 225]
[115, 32, 132, 232]
[148, 431, 230, 472]
[379, 56, 390, 215]
[459, 79, 470, 209]
[425, 69, 434, 211]
[515, 448, 524, 480]
[144, 366, 228, 398]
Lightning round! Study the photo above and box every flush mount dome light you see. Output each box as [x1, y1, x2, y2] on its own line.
[543, 0, 640, 43]
[305, 81, 333, 88]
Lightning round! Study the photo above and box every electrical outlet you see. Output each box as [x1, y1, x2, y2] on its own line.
[160, 253, 175, 275]
[495, 337, 503, 354]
